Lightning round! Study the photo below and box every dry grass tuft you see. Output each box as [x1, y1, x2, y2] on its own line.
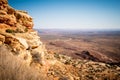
[0, 45, 45, 80]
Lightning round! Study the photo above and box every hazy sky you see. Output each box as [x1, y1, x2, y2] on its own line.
[8, 0, 120, 30]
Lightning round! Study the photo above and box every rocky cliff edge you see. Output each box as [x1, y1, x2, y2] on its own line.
[0, 0, 47, 66]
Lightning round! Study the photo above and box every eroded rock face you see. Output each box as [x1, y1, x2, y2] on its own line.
[0, 0, 45, 66]
[0, 0, 33, 32]
[15, 11, 33, 29]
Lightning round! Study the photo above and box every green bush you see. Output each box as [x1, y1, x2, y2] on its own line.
[6, 29, 15, 33]
[24, 28, 28, 32]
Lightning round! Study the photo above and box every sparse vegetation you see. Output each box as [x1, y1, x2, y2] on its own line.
[6, 28, 28, 33]
[6, 29, 15, 33]
[32, 53, 41, 63]
[24, 27, 28, 32]
[0, 45, 45, 80]
[40, 29, 120, 64]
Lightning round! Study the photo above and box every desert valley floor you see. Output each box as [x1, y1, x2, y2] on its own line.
[38, 29, 120, 65]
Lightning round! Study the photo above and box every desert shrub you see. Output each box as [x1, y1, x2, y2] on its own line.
[24, 28, 28, 32]
[32, 53, 41, 63]
[0, 45, 46, 80]
[6, 29, 15, 33]
[6, 28, 25, 33]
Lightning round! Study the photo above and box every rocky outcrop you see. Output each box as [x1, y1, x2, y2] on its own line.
[0, 0, 45, 66]
[75, 51, 100, 61]
[0, 0, 33, 33]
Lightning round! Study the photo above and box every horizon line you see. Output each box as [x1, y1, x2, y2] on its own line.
[34, 27, 120, 31]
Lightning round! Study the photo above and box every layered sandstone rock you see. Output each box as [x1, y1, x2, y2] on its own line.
[0, 0, 33, 33]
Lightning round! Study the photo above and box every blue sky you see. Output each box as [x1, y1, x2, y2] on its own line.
[8, 0, 120, 30]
